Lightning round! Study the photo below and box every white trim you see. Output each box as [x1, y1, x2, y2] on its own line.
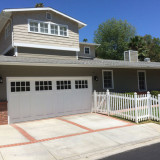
[13, 42, 80, 52]
[102, 70, 114, 90]
[84, 46, 90, 55]
[137, 70, 147, 92]
[14, 46, 18, 57]
[1, 44, 13, 55]
[28, 19, 69, 37]
[3, 7, 87, 29]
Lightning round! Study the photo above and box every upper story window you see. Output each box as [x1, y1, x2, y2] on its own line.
[30, 21, 38, 32]
[60, 26, 67, 36]
[51, 24, 58, 35]
[5, 23, 11, 39]
[84, 47, 90, 54]
[28, 19, 68, 37]
[46, 12, 52, 20]
[40, 22, 48, 33]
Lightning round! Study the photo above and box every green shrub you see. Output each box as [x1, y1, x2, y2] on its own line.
[150, 91, 160, 97]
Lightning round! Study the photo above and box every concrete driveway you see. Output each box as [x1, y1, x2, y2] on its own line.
[0, 113, 160, 160]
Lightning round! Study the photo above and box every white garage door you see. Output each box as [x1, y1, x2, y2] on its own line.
[7, 77, 92, 124]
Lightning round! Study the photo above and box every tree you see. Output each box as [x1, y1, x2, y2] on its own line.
[128, 34, 160, 62]
[35, 3, 44, 8]
[128, 36, 148, 61]
[94, 18, 136, 60]
[83, 38, 88, 42]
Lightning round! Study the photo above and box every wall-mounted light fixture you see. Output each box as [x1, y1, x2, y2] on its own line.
[0, 76, 3, 83]
[94, 76, 98, 81]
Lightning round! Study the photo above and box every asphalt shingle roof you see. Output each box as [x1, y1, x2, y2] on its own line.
[1, 56, 160, 69]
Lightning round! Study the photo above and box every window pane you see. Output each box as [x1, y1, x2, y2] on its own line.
[138, 72, 146, 91]
[30, 22, 38, 32]
[103, 71, 113, 89]
[60, 26, 67, 36]
[40, 23, 48, 33]
[51, 24, 58, 35]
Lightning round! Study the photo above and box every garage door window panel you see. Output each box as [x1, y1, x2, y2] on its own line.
[56, 81, 71, 90]
[11, 81, 30, 92]
[75, 80, 88, 89]
[35, 81, 52, 91]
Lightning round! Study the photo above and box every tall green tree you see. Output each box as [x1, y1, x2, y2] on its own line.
[94, 18, 136, 60]
[128, 36, 148, 61]
[128, 34, 160, 62]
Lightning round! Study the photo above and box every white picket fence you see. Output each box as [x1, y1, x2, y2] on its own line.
[93, 90, 160, 123]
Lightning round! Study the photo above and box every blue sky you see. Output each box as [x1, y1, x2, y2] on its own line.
[1, 0, 160, 42]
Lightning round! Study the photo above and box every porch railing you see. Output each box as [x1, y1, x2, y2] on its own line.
[92, 90, 160, 123]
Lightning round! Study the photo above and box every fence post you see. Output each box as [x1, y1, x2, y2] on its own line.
[94, 90, 97, 113]
[147, 91, 151, 119]
[134, 92, 138, 123]
[158, 94, 160, 120]
[106, 89, 110, 116]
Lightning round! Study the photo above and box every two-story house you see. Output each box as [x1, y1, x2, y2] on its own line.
[0, 7, 160, 124]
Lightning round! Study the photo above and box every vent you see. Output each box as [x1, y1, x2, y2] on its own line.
[144, 58, 150, 62]
[124, 50, 138, 62]
[46, 12, 52, 20]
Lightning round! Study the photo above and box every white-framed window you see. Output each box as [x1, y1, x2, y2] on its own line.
[5, 23, 11, 39]
[138, 70, 147, 91]
[40, 22, 48, 33]
[28, 19, 68, 37]
[29, 21, 38, 32]
[84, 47, 90, 54]
[46, 12, 52, 20]
[51, 24, 58, 35]
[60, 26, 67, 36]
[102, 70, 114, 89]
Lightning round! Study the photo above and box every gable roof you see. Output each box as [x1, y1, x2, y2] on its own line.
[0, 7, 87, 33]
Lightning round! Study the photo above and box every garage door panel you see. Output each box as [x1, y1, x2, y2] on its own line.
[19, 94, 31, 118]
[9, 94, 20, 119]
[7, 77, 92, 124]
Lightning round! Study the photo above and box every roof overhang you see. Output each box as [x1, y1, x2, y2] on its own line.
[0, 7, 86, 32]
[80, 42, 101, 46]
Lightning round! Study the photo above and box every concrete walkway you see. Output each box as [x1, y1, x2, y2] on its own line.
[0, 113, 160, 160]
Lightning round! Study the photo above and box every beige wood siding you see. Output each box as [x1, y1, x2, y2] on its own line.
[78, 44, 96, 58]
[12, 11, 79, 49]
[18, 47, 76, 59]
[0, 20, 12, 54]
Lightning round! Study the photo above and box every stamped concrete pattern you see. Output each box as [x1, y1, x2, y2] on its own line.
[16, 118, 86, 140]
[0, 125, 29, 146]
[0, 143, 56, 160]
[0, 114, 160, 160]
[41, 132, 118, 160]
[62, 114, 128, 130]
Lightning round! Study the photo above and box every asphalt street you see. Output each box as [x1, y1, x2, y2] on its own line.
[101, 142, 160, 160]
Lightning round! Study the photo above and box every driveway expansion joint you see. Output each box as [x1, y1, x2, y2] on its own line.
[11, 124, 36, 142]
[56, 117, 94, 132]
